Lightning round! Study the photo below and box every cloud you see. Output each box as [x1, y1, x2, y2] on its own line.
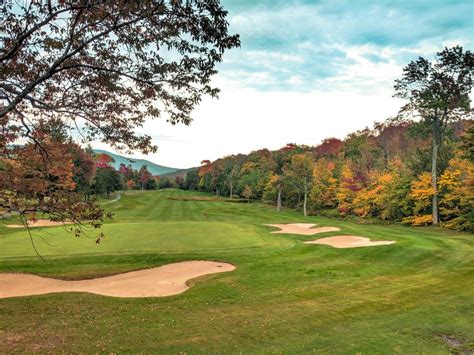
[93, 1, 473, 167]
[219, 0, 474, 92]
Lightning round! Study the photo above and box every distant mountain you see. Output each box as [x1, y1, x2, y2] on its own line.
[93, 149, 179, 176]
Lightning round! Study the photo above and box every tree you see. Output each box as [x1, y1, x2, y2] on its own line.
[92, 167, 121, 197]
[95, 153, 114, 168]
[175, 176, 184, 189]
[271, 147, 299, 212]
[314, 138, 343, 158]
[69, 143, 95, 198]
[309, 159, 338, 210]
[350, 157, 408, 220]
[438, 153, 474, 231]
[125, 179, 136, 190]
[198, 160, 212, 191]
[31, 118, 96, 198]
[242, 185, 253, 202]
[237, 162, 261, 199]
[170, 114, 470, 230]
[227, 165, 240, 198]
[403, 172, 434, 226]
[336, 163, 362, 216]
[118, 163, 134, 181]
[343, 129, 383, 179]
[284, 154, 313, 216]
[394, 46, 473, 225]
[0, 138, 104, 234]
[1, 1, 239, 152]
[209, 159, 224, 196]
[0, 1, 239, 233]
[147, 177, 158, 190]
[374, 120, 413, 163]
[138, 165, 152, 190]
[158, 177, 173, 189]
[263, 174, 284, 211]
[460, 122, 474, 162]
[184, 169, 199, 190]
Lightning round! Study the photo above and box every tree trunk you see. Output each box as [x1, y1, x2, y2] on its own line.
[216, 187, 219, 197]
[431, 139, 439, 226]
[277, 185, 282, 212]
[303, 177, 307, 217]
[230, 182, 233, 198]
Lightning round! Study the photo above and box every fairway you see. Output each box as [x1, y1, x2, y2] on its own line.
[0, 189, 473, 353]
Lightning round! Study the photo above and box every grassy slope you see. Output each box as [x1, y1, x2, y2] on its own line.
[0, 189, 473, 353]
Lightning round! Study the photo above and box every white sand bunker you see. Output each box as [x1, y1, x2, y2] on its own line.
[304, 235, 395, 248]
[6, 219, 72, 228]
[0, 261, 235, 299]
[264, 223, 340, 235]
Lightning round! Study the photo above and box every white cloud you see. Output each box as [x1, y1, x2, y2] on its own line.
[288, 76, 303, 85]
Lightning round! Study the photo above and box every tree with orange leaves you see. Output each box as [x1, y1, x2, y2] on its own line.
[336, 162, 364, 216]
[0, 138, 105, 244]
[198, 160, 212, 191]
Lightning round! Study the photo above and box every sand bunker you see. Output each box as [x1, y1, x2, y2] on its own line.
[264, 223, 340, 235]
[0, 261, 235, 299]
[304, 235, 395, 248]
[6, 219, 72, 228]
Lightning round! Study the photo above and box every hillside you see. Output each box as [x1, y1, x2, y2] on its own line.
[93, 149, 179, 176]
[159, 166, 199, 180]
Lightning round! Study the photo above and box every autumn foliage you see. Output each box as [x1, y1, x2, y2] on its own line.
[0, 0, 239, 242]
[0, 138, 105, 238]
[182, 119, 474, 231]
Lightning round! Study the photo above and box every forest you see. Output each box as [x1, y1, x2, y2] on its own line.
[2, 116, 472, 233]
[178, 118, 474, 231]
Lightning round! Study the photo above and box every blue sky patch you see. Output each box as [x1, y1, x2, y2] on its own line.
[219, 0, 474, 92]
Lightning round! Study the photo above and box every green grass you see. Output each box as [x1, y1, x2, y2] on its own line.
[0, 189, 473, 353]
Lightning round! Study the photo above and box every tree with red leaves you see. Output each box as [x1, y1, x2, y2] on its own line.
[95, 153, 114, 169]
[314, 138, 343, 158]
[0, 1, 239, 237]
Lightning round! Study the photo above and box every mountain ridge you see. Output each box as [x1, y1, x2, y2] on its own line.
[93, 149, 180, 176]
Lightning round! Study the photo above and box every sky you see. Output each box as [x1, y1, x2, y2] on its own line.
[93, 0, 474, 169]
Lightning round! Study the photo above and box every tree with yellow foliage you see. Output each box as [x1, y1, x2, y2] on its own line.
[403, 172, 434, 226]
[353, 158, 412, 220]
[309, 159, 338, 210]
[439, 154, 474, 231]
[336, 162, 363, 216]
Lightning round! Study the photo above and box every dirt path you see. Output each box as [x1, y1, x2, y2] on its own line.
[264, 223, 340, 235]
[304, 235, 395, 248]
[104, 191, 122, 204]
[0, 261, 235, 298]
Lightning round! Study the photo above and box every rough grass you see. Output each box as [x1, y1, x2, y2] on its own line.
[0, 188, 473, 353]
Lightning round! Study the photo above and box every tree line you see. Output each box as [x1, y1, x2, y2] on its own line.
[174, 46, 473, 232]
[179, 119, 473, 231]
